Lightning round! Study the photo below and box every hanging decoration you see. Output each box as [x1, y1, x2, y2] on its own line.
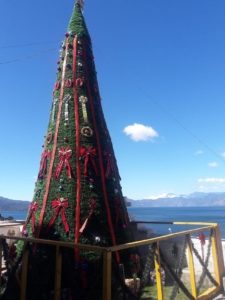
[47, 198, 69, 233]
[22, 202, 38, 235]
[104, 151, 116, 178]
[55, 146, 72, 179]
[81, 126, 93, 137]
[76, 77, 84, 88]
[79, 199, 96, 233]
[79, 95, 89, 123]
[51, 98, 58, 123]
[54, 81, 61, 91]
[38, 150, 51, 179]
[46, 132, 53, 145]
[65, 79, 73, 88]
[80, 146, 98, 176]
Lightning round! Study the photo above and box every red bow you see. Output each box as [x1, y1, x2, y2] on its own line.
[79, 199, 97, 234]
[80, 146, 98, 176]
[104, 151, 116, 178]
[76, 77, 84, 88]
[65, 79, 73, 88]
[48, 198, 69, 233]
[23, 202, 38, 235]
[54, 81, 61, 91]
[55, 147, 72, 179]
[38, 150, 51, 179]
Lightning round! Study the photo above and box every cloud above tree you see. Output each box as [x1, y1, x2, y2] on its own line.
[123, 123, 159, 142]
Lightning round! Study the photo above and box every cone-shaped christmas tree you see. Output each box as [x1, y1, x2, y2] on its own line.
[1, 2, 134, 299]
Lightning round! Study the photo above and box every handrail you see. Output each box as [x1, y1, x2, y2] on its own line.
[0, 221, 223, 300]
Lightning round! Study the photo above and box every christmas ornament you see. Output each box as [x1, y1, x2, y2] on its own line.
[79, 95, 89, 123]
[54, 81, 61, 91]
[80, 146, 98, 176]
[55, 147, 72, 179]
[22, 202, 38, 235]
[81, 126, 93, 137]
[38, 150, 51, 179]
[104, 151, 116, 178]
[46, 132, 53, 145]
[51, 98, 58, 123]
[47, 198, 69, 234]
[76, 77, 84, 88]
[65, 79, 73, 88]
[79, 199, 96, 233]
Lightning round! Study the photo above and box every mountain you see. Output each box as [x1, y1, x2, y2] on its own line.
[0, 196, 29, 211]
[129, 192, 225, 207]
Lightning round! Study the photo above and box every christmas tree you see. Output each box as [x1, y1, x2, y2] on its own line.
[1, 1, 135, 299]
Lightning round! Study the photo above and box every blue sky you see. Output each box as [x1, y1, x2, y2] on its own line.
[1, 0, 225, 201]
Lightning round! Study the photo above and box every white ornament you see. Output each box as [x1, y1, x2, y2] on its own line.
[52, 98, 58, 123]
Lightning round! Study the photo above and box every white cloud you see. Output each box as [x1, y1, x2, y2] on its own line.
[208, 162, 219, 168]
[123, 123, 159, 142]
[195, 150, 204, 156]
[198, 178, 225, 183]
[197, 177, 225, 193]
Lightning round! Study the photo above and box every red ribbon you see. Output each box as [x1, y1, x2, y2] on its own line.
[48, 198, 69, 233]
[23, 202, 38, 235]
[104, 151, 116, 178]
[54, 81, 61, 91]
[38, 150, 51, 179]
[79, 199, 97, 233]
[65, 79, 73, 88]
[80, 146, 98, 176]
[199, 232, 206, 246]
[76, 77, 84, 88]
[55, 147, 72, 179]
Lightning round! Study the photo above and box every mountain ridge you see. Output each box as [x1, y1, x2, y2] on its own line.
[129, 192, 225, 207]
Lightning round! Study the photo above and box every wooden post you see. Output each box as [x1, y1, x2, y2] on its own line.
[211, 228, 221, 286]
[54, 246, 62, 300]
[102, 250, 112, 300]
[154, 242, 164, 300]
[187, 235, 197, 299]
[20, 245, 29, 300]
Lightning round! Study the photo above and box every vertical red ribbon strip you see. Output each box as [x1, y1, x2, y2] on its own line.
[83, 39, 120, 263]
[22, 202, 38, 235]
[37, 38, 70, 236]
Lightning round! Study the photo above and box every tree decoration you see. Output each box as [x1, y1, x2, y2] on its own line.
[79, 199, 96, 233]
[80, 146, 98, 176]
[22, 202, 38, 235]
[54, 81, 61, 91]
[38, 149, 51, 179]
[55, 146, 72, 179]
[76, 77, 84, 88]
[51, 98, 58, 123]
[65, 79, 73, 88]
[104, 150, 116, 178]
[79, 95, 89, 123]
[47, 198, 69, 234]
[81, 126, 93, 137]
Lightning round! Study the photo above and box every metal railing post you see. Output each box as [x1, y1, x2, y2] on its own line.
[20, 244, 29, 300]
[54, 245, 62, 300]
[103, 249, 112, 300]
[154, 242, 164, 300]
[187, 235, 197, 299]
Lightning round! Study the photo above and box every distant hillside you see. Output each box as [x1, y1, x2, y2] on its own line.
[129, 192, 225, 207]
[0, 196, 29, 211]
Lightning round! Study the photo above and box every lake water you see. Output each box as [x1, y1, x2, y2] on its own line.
[2, 206, 225, 238]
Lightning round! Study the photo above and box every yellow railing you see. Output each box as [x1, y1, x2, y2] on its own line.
[0, 221, 224, 300]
